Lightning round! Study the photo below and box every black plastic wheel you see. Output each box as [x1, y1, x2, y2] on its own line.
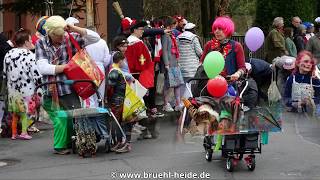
[226, 157, 234, 172]
[71, 137, 77, 154]
[203, 136, 212, 151]
[238, 153, 243, 160]
[205, 149, 213, 162]
[221, 148, 228, 158]
[105, 138, 111, 153]
[247, 157, 256, 171]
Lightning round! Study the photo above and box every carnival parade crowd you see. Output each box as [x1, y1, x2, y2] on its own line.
[1, 13, 320, 157]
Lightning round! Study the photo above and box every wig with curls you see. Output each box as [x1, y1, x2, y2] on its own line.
[294, 50, 317, 75]
[43, 16, 67, 36]
[211, 16, 235, 37]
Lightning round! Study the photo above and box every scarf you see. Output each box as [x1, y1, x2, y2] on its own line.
[170, 34, 180, 59]
[210, 38, 232, 59]
[153, 23, 162, 62]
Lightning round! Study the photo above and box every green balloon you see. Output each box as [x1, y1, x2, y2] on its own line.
[203, 51, 225, 79]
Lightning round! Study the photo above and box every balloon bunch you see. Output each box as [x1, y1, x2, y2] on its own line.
[202, 51, 228, 98]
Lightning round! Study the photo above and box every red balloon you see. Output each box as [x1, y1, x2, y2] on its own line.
[207, 76, 228, 98]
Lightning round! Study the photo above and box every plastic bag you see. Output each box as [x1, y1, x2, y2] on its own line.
[122, 83, 146, 121]
[268, 67, 281, 104]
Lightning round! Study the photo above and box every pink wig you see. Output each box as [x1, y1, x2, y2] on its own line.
[294, 50, 316, 75]
[211, 16, 235, 37]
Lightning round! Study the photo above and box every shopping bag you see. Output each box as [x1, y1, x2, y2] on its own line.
[64, 32, 104, 99]
[268, 66, 281, 104]
[109, 68, 146, 122]
[130, 80, 148, 120]
[122, 81, 146, 121]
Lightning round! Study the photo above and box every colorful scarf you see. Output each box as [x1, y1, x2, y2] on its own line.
[170, 34, 180, 59]
[210, 38, 232, 59]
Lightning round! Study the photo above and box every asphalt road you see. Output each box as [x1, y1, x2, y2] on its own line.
[0, 112, 320, 180]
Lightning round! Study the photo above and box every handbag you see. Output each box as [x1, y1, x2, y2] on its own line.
[167, 66, 184, 88]
[64, 32, 105, 99]
[268, 66, 282, 105]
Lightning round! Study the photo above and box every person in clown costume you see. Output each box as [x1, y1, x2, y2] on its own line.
[200, 16, 246, 80]
[125, 20, 159, 139]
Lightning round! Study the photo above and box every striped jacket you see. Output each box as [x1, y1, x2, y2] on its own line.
[177, 31, 203, 78]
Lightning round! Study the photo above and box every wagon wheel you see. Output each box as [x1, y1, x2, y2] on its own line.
[247, 156, 256, 171]
[226, 157, 234, 172]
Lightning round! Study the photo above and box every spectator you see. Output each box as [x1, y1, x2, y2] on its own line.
[161, 16, 184, 112]
[284, 51, 320, 112]
[177, 22, 202, 99]
[172, 15, 187, 37]
[291, 16, 302, 38]
[294, 24, 307, 53]
[284, 27, 297, 57]
[265, 17, 287, 64]
[3, 28, 42, 140]
[306, 24, 320, 63]
[303, 22, 315, 41]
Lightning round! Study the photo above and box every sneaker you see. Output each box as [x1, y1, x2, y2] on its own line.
[11, 134, 18, 140]
[150, 131, 159, 139]
[162, 103, 174, 112]
[151, 112, 165, 118]
[115, 143, 131, 153]
[18, 133, 32, 140]
[137, 113, 148, 120]
[144, 133, 152, 139]
[131, 126, 142, 135]
[135, 124, 147, 130]
[174, 104, 184, 112]
[150, 108, 165, 118]
[138, 130, 152, 140]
